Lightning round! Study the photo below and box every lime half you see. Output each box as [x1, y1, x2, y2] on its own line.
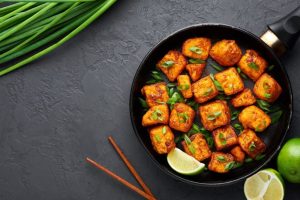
[167, 148, 205, 175]
[244, 168, 285, 200]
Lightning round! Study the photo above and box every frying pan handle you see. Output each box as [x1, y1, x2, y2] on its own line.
[261, 6, 300, 55]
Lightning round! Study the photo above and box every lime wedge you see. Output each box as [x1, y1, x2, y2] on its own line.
[167, 148, 205, 175]
[244, 168, 285, 200]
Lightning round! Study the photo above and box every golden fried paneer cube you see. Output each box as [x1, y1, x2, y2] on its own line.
[212, 125, 238, 151]
[169, 103, 195, 132]
[209, 40, 242, 66]
[186, 63, 206, 82]
[149, 125, 175, 154]
[199, 100, 231, 131]
[238, 105, 271, 132]
[181, 134, 212, 161]
[192, 76, 219, 103]
[182, 37, 211, 60]
[156, 50, 187, 82]
[142, 104, 169, 127]
[238, 129, 266, 159]
[208, 152, 235, 173]
[141, 82, 169, 107]
[177, 75, 193, 99]
[214, 67, 244, 95]
[231, 88, 256, 107]
[253, 73, 282, 103]
[230, 146, 246, 163]
[237, 50, 268, 81]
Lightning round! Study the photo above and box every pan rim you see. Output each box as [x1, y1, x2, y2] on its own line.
[129, 23, 293, 186]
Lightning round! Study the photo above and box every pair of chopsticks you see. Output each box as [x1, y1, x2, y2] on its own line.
[86, 136, 156, 200]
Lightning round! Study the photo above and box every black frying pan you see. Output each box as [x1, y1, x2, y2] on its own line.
[130, 7, 300, 186]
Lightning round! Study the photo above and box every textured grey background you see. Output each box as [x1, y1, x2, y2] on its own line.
[0, 0, 300, 199]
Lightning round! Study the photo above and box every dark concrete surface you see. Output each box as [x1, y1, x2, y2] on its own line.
[0, 0, 300, 199]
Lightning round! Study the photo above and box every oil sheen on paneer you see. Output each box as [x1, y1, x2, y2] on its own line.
[186, 63, 205, 82]
[212, 125, 238, 151]
[169, 103, 195, 132]
[230, 146, 246, 163]
[209, 40, 242, 66]
[214, 67, 244, 95]
[192, 76, 219, 103]
[231, 88, 256, 107]
[199, 100, 231, 131]
[208, 152, 235, 173]
[177, 75, 193, 99]
[156, 50, 187, 82]
[181, 134, 211, 161]
[253, 73, 282, 103]
[142, 104, 169, 127]
[238, 49, 268, 81]
[141, 82, 169, 107]
[238, 129, 266, 158]
[238, 105, 271, 132]
[149, 125, 175, 154]
[182, 37, 211, 60]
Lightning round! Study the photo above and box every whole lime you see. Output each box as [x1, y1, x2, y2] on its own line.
[277, 138, 300, 183]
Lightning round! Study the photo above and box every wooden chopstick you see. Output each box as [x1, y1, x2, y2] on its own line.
[108, 136, 155, 198]
[86, 157, 156, 200]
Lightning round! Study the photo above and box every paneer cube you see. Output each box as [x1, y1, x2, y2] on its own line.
[149, 125, 175, 154]
[156, 50, 187, 82]
[212, 125, 238, 151]
[142, 104, 169, 127]
[181, 134, 212, 161]
[230, 146, 246, 163]
[231, 88, 256, 107]
[214, 67, 244, 95]
[186, 63, 206, 82]
[199, 100, 231, 131]
[253, 73, 282, 103]
[208, 152, 235, 173]
[238, 105, 271, 132]
[177, 75, 193, 99]
[192, 75, 219, 103]
[238, 50, 268, 81]
[182, 37, 211, 60]
[238, 129, 266, 159]
[169, 103, 195, 132]
[209, 40, 242, 66]
[141, 82, 169, 107]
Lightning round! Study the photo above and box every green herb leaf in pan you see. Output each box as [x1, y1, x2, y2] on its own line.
[267, 65, 275, 71]
[210, 73, 224, 91]
[177, 84, 190, 91]
[207, 111, 222, 121]
[138, 97, 148, 109]
[225, 161, 235, 171]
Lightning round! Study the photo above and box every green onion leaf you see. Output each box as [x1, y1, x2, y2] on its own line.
[257, 99, 271, 112]
[138, 97, 148, 109]
[162, 60, 174, 68]
[233, 123, 243, 132]
[177, 112, 189, 123]
[264, 93, 272, 99]
[154, 134, 161, 142]
[162, 126, 167, 134]
[189, 58, 205, 64]
[248, 62, 259, 71]
[255, 154, 266, 161]
[210, 74, 224, 91]
[203, 88, 213, 96]
[177, 84, 190, 91]
[225, 161, 235, 171]
[211, 63, 223, 71]
[189, 46, 202, 55]
[217, 155, 226, 162]
[207, 111, 222, 121]
[231, 110, 240, 121]
[270, 110, 283, 124]
[245, 157, 253, 163]
[267, 65, 275, 71]
[249, 141, 256, 152]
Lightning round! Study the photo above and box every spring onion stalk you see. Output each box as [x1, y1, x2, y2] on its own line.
[0, 2, 26, 16]
[0, 4, 47, 31]
[0, 2, 79, 58]
[0, 2, 36, 21]
[0, 0, 117, 76]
